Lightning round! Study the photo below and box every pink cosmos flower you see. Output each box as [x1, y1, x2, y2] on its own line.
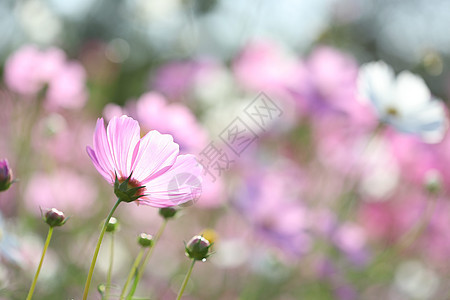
[86, 115, 202, 207]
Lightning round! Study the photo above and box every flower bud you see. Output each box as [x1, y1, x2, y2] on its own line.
[138, 233, 153, 248]
[43, 208, 66, 227]
[106, 217, 119, 233]
[159, 207, 178, 219]
[97, 284, 106, 295]
[424, 170, 442, 195]
[0, 159, 13, 192]
[185, 235, 212, 261]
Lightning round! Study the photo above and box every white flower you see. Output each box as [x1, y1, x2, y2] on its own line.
[358, 61, 447, 143]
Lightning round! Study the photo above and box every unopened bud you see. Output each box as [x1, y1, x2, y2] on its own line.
[138, 233, 153, 248]
[424, 170, 442, 195]
[0, 159, 13, 192]
[106, 217, 119, 233]
[185, 235, 212, 261]
[43, 208, 66, 227]
[159, 207, 178, 220]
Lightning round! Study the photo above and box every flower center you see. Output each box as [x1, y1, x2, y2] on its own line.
[385, 106, 399, 117]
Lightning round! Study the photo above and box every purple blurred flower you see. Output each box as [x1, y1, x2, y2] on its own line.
[235, 163, 311, 257]
[0, 159, 13, 192]
[151, 59, 219, 101]
[293, 46, 375, 126]
[332, 222, 370, 266]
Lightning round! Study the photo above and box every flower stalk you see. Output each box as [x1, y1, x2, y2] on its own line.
[120, 248, 145, 299]
[176, 259, 196, 300]
[82, 198, 121, 300]
[26, 226, 54, 300]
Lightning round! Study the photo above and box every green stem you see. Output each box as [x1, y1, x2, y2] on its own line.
[106, 233, 115, 300]
[176, 259, 196, 300]
[125, 275, 139, 300]
[120, 248, 144, 299]
[127, 219, 167, 299]
[26, 226, 54, 300]
[83, 199, 121, 300]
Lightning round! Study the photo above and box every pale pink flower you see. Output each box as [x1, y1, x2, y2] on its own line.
[4, 45, 65, 96]
[24, 169, 97, 217]
[233, 40, 303, 93]
[4, 45, 88, 110]
[134, 92, 209, 153]
[45, 61, 88, 110]
[86, 115, 202, 207]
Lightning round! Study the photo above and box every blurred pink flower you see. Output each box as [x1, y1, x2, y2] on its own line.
[233, 41, 302, 115]
[295, 46, 376, 126]
[134, 92, 209, 153]
[151, 59, 218, 101]
[359, 193, 450, 263]
[32, 114, 93, 168]
[4, 45, 88, 110]
[332, 222, 370, 266]
[45, 61, 88, 110]
[86, 115, 203, 207]
[233, 40, 303, 93]
[5, 46, 64, 96]
[152, 61, 197, 101]
[387, 129, 443, 187]
[24, 169, 97, 217]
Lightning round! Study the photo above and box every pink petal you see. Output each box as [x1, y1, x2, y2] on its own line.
[139, 154, 203, 207]
[106, 115, 140, 178]
[92, 118, 115, 182]
[131, 130, 179, 183]
[86, 146, 113, 183]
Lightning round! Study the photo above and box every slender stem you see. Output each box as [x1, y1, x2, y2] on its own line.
[126, 275, 139, 300]
[106, 233, 115, 300]
[120, 248, 144, 299]
[26, 226, 54, 300]
[129, 219, 167, 297]
[83, 199, 121, 300]
[176, 259, 196, 300]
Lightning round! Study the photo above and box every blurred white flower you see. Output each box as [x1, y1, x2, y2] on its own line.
[358, 61, 448, 143]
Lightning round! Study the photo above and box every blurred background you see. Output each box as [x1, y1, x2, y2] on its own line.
[1, 0, 450, 299]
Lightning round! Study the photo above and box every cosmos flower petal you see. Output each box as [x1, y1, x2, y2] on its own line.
[414, 100, 447, 143]
[358, 61, 395, 112]
[131, 130, 179, 183]
[358, 61, 448, 143]
[106, 116, 141, 177]
[139, 154, 203, 207]
[92, 118, 116, 182]
[394, 71, 431, 115]
[86, 146, 113, 183]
